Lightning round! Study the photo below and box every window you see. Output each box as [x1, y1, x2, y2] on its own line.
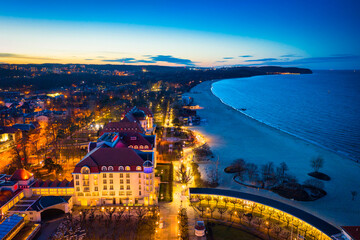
[84, 187, 90, 192]
[94, 186, 98, 191]
[138, 173, 141, 178]
[76, 187, 80, 191]
[103, 186, 108, 190]
[139, 145, 143, 149]
[109, 173, 113, 178]
[119, 166, 124, 171]
[119, 191, 125, 196]
[94, 175, 98, 179]
[126, 179, 130, 184]
[136, 166, 142, 171]
[103, 179, 107, 184]
[139, 185, 141, 190]
[134, 145, 138, 149]
[94, 180, 98, 185]
[126, 191, 132, 196]
[103, 173, 107, 178]
[145, 145, 149, 149]
[139, 179, 141, 184]
[110, 185, 114, 190]
[75, 175, 79, 179]
[120, 173, 123, 178]
[139, 191, 142, 195]
[126, 173, 130, 178]
[129, 145, 133, 148]
[81, 167, 90, 174]
[110, 191, 115, 196]
[76, 181, 79, 185]
[125, 166, 130, 171]
[101, 166, 107, 171]
[127, 185, 130, 190]
[120, 185, 124, 190]
[120, 179, 124, 184]
[108, 166, 114, 171]
[110, 179, 113, 184]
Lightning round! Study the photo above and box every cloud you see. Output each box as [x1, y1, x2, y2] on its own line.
[149, 55, 195, 66]
[102, 58, 156, 63]
[239, 55, 253, 58]
[0, 53, 56, 60]
[280, 54, 299, 58]
[245, 58, 277, 62]
[223, 57, 234, 59]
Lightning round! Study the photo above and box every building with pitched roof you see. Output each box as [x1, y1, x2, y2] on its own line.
[121, 107, 154, 135]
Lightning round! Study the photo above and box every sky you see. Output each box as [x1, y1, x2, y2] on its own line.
[0, 0, 360, 69]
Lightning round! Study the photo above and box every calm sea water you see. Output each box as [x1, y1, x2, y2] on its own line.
[211, 70, 360, 161]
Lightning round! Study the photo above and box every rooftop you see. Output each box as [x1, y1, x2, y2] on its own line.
[341, 226, 360, 240]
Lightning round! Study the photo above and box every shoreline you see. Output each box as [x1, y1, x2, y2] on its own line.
[209, 78, 358, 163]
[187, 78, 360, 227]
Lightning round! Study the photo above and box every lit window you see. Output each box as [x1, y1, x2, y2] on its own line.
[110, 185, 114, 190]
[125, 166, 130, 171]
[145, 145, 149, 149]
[103, 186, 107, 190]
[120, 185, 124, 190]
[126, 173, 130, 178]
[139, 145, 143, 149]
[94, 187, 98, 191]
[134, 145, 138, 149]
[136, 166, 141, 171]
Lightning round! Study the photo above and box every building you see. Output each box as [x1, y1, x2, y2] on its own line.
[72, 146, 156, 207]
[121, 107, 154, 135]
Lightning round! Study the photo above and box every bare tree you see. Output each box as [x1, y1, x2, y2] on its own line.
[232, 159, 247, 180]
[304, 179, 325, 189]
[217, 207, 228, 220]
[176, 163, 193, 184]
[311, 156, 324, 173]
[134, 207, 149, 224]
[246, 163, 258, 182]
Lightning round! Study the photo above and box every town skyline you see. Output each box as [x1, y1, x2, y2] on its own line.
[1, 0, 360, 69]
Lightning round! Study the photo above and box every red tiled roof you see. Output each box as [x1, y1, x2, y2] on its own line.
[10, 169, 33, 181]
[73, 148, 145, 173]
[124, 107, 153, 117]
[101, 122, 144, 134]
[31, 179, 73, 188]
[121, 132, 152, 149]
[342, 226, 360, 240]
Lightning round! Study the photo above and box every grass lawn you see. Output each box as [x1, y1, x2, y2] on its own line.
[159, 182, 173, 202]
[207, 223, 262, 240]
[155, 163, 172, 182]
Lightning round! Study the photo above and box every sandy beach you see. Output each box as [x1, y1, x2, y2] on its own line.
[187, 79, 360, 227]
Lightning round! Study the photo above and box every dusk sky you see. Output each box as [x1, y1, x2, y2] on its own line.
[1, 0, 359, 69]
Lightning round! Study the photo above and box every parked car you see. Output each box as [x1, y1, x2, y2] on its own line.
[195, 221, 205, 237]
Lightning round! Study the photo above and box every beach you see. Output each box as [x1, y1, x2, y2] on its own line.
[187, 79, 360, 227]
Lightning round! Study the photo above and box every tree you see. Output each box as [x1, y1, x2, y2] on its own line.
[311, 156, 324, 172]
[176, 163, 193, 184]
[227, 208, 236, 222]
[232, 159, 247, 180]
[261, 162, 275, 187]
[217, 207, 227, 220]
[245, 163, 258, 182]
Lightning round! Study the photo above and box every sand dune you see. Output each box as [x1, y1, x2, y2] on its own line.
[187, 79, 360, 227]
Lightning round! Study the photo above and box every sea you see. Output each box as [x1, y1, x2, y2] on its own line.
[211, 70, 360, 162]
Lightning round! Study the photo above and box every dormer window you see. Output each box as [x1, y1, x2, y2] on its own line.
[129, 145, 133, 148]
[101, 166, 107, 171]
[81, 166, 90, 174]
[119, 166, 124, 171]
[134, 145, 138, 149]
[108, 166, 114, 171]
[125, 166, 130, 171]
[136, 166, 142, 171]
[139, 145, 143, 149]
[145, 145, 149, 149]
